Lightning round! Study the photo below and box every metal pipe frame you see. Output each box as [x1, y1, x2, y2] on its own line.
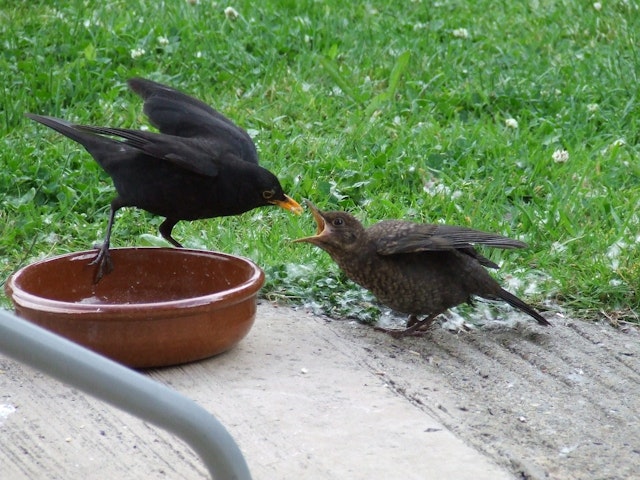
[0, 309, 252, 480]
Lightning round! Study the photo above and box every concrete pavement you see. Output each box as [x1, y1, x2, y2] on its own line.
[0, 303, 513, 479]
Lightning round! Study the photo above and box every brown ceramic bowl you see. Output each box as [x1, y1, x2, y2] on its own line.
[4, 248, 264, 368]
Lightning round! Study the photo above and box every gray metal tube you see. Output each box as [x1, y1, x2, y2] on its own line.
[0, 309, 252, 480]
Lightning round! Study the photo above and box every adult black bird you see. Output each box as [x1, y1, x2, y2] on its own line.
[295, 201, 550, 336]
[26, 78, 302, 282]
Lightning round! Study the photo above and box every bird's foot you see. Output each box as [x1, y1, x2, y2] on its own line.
[89, 244, 113, 283]
[373, 326, 430, 338]
[373, 314, 437, 338]
[406, 315, 421, 328]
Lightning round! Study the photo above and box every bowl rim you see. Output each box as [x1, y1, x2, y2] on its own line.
[6, 247, 265, 314]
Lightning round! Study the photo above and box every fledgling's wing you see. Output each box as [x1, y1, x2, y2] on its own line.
[371, 221, 526, 268]
[127, 78, 259, 165]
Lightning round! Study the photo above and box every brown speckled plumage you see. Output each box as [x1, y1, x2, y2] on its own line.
[295, 201, 550, 336]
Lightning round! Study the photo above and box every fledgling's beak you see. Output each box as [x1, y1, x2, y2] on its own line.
[272, 195, 303, 214]
[293, 200, 328, 244]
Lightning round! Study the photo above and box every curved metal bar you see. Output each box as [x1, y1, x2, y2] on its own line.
[0, 309, 252, 480]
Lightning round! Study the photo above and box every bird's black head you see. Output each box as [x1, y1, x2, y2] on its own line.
[294, 200, 365, 254]
[250, 167, 302, 214]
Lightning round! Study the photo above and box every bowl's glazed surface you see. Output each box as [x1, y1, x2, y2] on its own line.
[5, 248, 264, 368]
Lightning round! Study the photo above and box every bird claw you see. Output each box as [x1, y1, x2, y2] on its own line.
[373, 314, 437, 338]
[406, 315, 420, 328]
[89, 245, 113, 283]
[373, 325, 431, 338]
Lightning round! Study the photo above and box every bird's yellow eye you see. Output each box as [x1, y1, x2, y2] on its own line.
[332, 217, 344, 226]
[262, 190, 275, 200]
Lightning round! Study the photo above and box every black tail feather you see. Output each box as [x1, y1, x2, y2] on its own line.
[496, 288, 551, 326]
[25, 113, 91, 146]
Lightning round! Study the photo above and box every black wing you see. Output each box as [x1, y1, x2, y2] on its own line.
[76, 125, 220, 177]
[127, 78, 259, 165]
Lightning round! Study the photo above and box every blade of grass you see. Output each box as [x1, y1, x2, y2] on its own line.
[364, 50, 411, 118]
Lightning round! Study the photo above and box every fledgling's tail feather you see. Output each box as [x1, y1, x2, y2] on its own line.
[496, 288, 551, 326]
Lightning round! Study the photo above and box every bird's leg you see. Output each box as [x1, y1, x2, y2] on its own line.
[374, 313, 438, 338]
[159, 218, 183, 247]
[406, 314, 420, 328]
[89, 201, 121, 283]
[90, 245, 113, 284]
[398, 313, 438, 337]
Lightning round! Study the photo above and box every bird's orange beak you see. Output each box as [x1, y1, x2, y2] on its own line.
[293, 200, 327, 244]
[271, 195, 303, 214]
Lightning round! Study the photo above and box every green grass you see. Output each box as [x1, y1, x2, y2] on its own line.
[1, 0, 639, 323]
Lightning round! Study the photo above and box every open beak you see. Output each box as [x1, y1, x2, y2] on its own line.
[271, 194, 303, 214]
[293, 200, 328, 244]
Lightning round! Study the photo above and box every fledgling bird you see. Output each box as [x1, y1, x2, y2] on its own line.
[26, 78, 302, 282]
[295, 201, 550, 336]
